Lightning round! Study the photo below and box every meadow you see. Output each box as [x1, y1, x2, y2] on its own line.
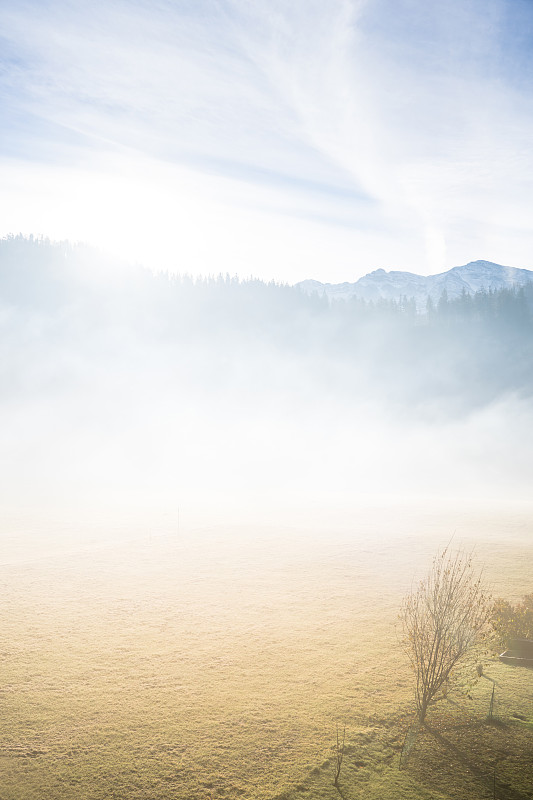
[1, 499, 532, 800]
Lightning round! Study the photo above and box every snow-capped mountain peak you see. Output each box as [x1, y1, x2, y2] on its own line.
[296, 260, 533, 308]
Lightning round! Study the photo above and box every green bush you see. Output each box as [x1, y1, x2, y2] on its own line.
[490, 593, 533, 647]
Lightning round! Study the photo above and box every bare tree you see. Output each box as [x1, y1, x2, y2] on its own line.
[400, 547, 491, 723]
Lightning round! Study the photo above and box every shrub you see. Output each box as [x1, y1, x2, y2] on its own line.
[490, 593, 533, 648]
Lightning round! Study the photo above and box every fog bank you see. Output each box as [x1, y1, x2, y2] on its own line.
[2, 236, 533, 535]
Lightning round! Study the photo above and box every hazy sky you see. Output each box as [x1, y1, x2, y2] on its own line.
[1, 0, 533, 282]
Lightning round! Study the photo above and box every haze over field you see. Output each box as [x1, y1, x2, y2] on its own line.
[1, 238, 533, 800]
[2, 236, 533, 537]
[1, 3, 533, 799]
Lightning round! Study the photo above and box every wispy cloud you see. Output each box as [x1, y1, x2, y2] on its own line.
[1, 0, 533, 279]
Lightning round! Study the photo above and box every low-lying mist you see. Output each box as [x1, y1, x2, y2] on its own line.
[2, 235, 533, 536]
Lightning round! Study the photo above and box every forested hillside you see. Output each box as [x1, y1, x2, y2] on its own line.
[2, 235, 532, 420]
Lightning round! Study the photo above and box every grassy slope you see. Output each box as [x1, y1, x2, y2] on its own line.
[0, 504, 532, 799]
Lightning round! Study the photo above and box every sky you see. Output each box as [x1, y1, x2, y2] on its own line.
[1, 0, 533, 283]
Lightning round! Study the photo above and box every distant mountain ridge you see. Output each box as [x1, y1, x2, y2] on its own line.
[296, 260, 533, 308]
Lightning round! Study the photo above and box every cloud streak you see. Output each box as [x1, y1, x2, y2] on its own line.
[1, 0, 533, 279]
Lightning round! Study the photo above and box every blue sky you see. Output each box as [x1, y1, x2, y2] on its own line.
[1, 0, 533, 281]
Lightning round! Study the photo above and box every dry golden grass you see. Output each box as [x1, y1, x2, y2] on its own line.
[1, 501, 532, 799]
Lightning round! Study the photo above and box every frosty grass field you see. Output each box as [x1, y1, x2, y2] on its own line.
[1, 499, 532, 800]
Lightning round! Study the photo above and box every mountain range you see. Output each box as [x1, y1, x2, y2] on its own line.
[296, 260, 533, 308]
